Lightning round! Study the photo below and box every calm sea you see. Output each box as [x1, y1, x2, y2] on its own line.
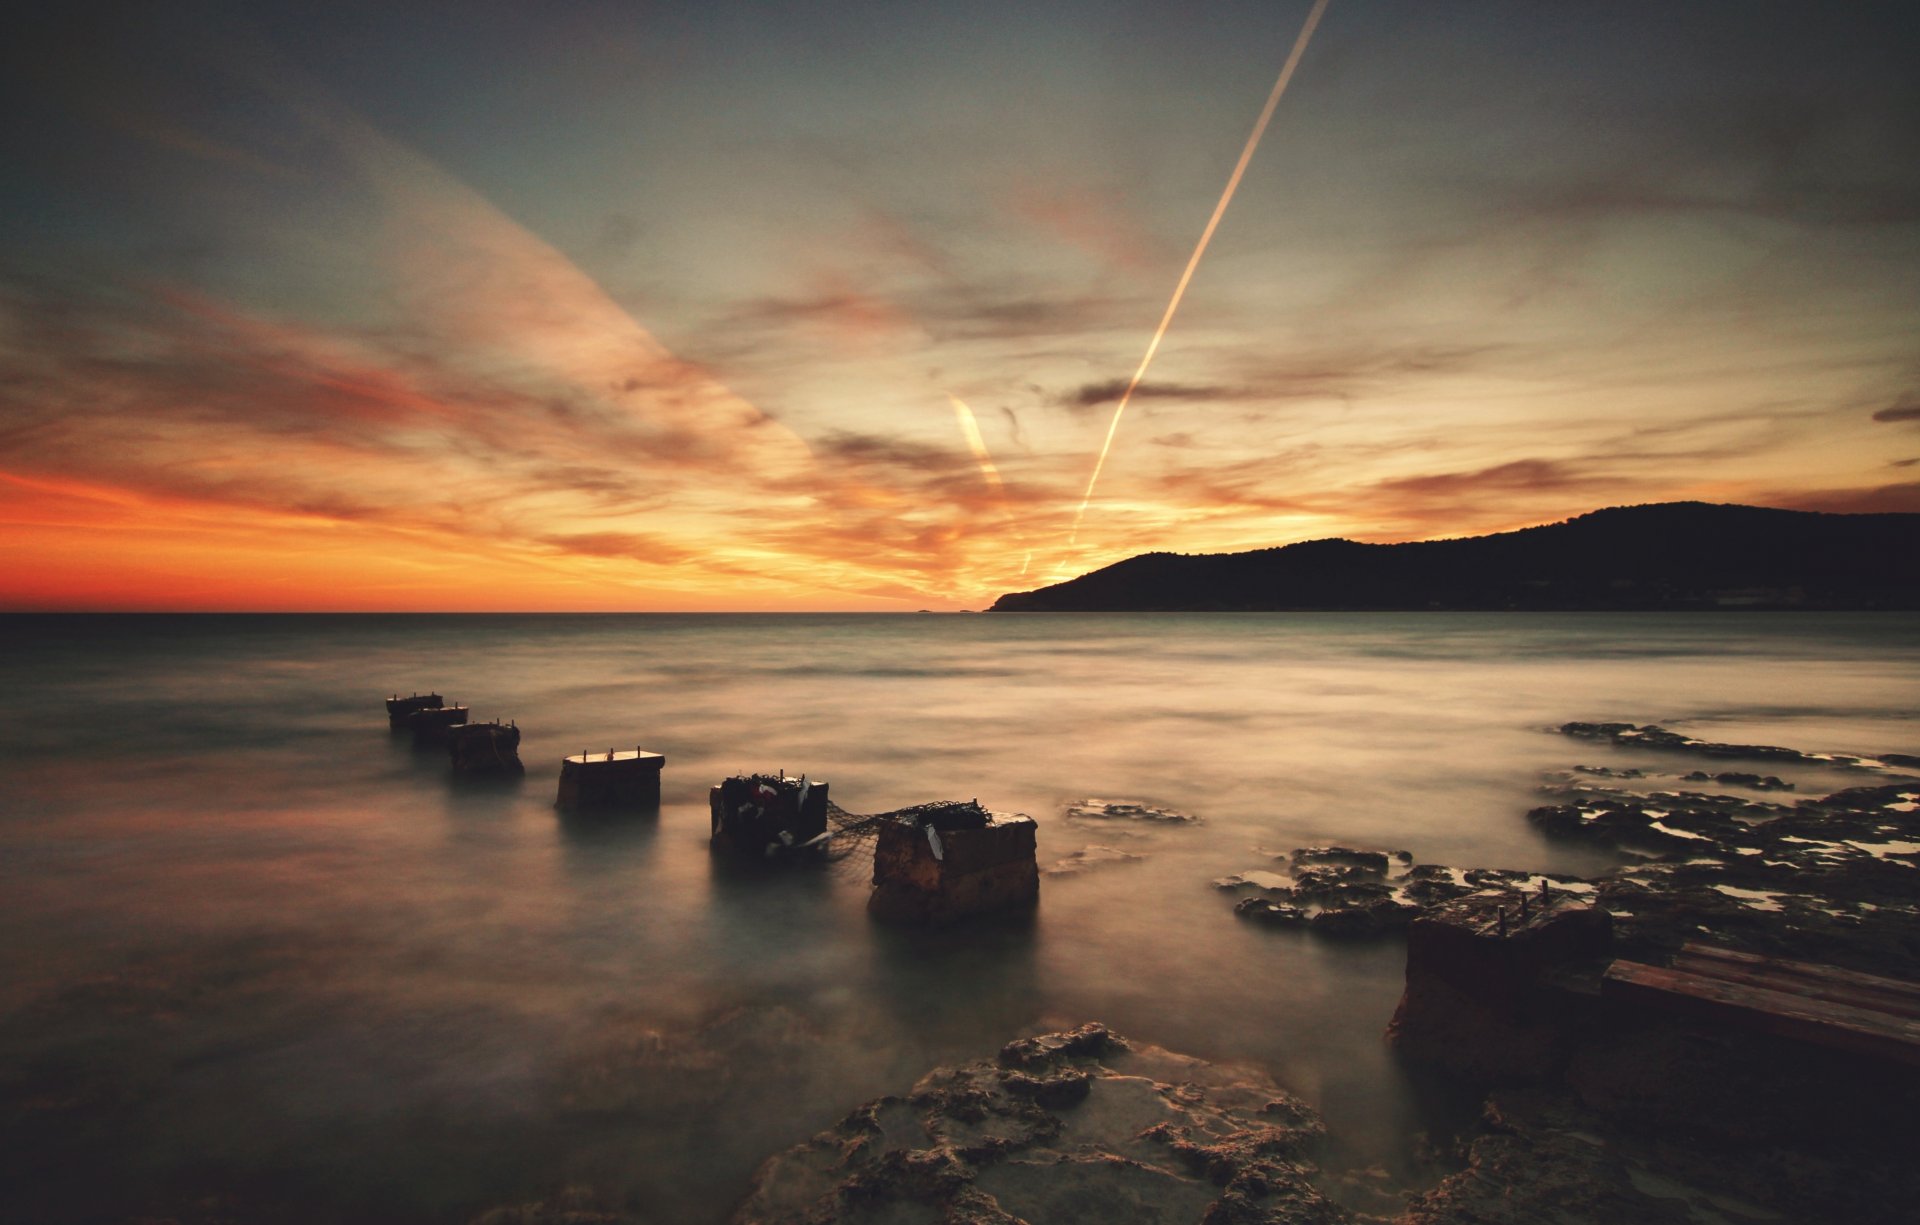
[2, 612, 1916, 1222]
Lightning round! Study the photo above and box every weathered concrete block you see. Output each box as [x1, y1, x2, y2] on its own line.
[1388, 888, 1612, 1081]
[869, 802, 1039, 924]
[386, 692, 443, 729]
[447, 720, 522, 774]
[558, 748, 664, 810]
[407, 704, 468, 744]
[709, 774, 828, 858]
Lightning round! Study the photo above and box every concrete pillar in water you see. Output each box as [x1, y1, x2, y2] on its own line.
[868, 801, 1039, 924]
[447, 720, 523, 775]
[407, 704, 469, 745]
[709, 774, 828, 857]
[1387, 888, 1612, 1081]
[558, 748, 665, 810]
[385, 692, 443, 729]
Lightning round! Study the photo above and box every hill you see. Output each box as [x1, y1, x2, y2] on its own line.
[987, 503, 1920, 612]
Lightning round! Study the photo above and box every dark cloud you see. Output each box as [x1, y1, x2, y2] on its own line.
[1056, 379, 1241, 412]
[538, 532, 695, 564]
[1374, 459, 1600, 498]
[997, 405, 1027, 451]
[813, 430, 956, 473]
[1209, 342, 1506, 407]
[1872, 401, 1920, 423]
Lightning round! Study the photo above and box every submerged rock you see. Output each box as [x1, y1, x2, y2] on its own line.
[1559, 721, 1916, 774]
[1219, 846, 1581, 941]
[1063, 798, 1201, 826]
[732, 1024, 1345, 1225]
[1524, 778, 1920, 972]
[1043, 844, 1145, 876]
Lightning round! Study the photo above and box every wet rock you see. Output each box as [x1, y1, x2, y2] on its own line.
[1681, 770, 1793, 790]
[1223, 850, 1569, 940]
[1398, 1092, 1696, 1225]
[1559, 721, 1917, 775]
[733, 1025, 1344, 1225]
[1290, 846, 1396, 874]
[1216, 870, 1295, 895]
[1520, 778, 1920, 974]
[468, 1188, 641, 1225]
[1063, 798, 1200, 826]
[868, 802, 1039, 924]
[1043, 844, 1144, 876]
[1235, 897, 1309, 926]
[1573, 764, 1644, 779]
[998, 1021, 1118, 1068]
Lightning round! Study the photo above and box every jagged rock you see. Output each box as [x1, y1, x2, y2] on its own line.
[732, 1025, 1345, 1225]
[1063, 798, 1200, 825]
[1681, 770, 1792, 790]
[998, 1021, 1118, 1068]
[1559, 721, 1916, 774]
[1222, 849, 1584, 941]
[1234, 897, 1309, 926]
[1573, 764, 1644, 779]
[1290, 846, 1397, 874]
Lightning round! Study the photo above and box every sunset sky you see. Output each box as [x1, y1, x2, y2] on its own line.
[2, 1, 1916, 611]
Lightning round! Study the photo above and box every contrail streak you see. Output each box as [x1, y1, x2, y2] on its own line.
[949, 394, 1004, 492]
[1069, 0, 1331, 544]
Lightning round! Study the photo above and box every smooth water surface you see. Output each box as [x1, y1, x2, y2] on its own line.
[2, 613, 1916, 1222]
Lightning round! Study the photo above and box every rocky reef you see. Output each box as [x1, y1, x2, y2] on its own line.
[1204, 721, 1920, 1223]
[1219, 730, 1919, 977]
[731, 1023, 1348, 1225]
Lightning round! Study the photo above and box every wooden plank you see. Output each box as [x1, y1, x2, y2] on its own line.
[1672, 945, 1920, 1021]
[1602, 959, 1920, 1067]
[1673, 943, 1920, 1020]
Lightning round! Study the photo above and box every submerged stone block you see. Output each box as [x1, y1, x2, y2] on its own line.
[558, 748, 665, 810]
[709, 774, 828, 858]
[385, 691, 443, 729]
[869, 801, 1039, 924]
[447, 720, 522, 774]
[407, 704, 469, 744]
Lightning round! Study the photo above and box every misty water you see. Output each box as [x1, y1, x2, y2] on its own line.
[3, 612, 1917, 1223]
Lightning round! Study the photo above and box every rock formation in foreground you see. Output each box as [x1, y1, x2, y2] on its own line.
[731, 1022, 1347, 1225]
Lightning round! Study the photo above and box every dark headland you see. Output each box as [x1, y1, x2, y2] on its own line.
[989, 502, 1920, 612]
